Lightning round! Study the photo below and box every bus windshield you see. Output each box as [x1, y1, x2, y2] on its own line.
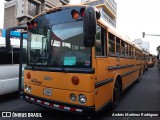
[50, 21, 91, 68]
[27, 7, 91, 68]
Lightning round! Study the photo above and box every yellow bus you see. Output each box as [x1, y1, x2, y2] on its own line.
[6, 5, 145, 115]
[148, 54, 154, 67]
[143, 51, 149, 72]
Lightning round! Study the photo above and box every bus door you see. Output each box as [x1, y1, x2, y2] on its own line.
[94, 25, 112, 110]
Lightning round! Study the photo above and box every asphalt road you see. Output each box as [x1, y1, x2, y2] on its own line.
[0, 65, 160, 120]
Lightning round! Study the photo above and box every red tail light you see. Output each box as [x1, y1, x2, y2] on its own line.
[71, 10, 79, 20]
[29, 24, 33, 29]
[71, 76, 79, 85]
[27, 72, 31, 79]
[80, 8, 85, 17]
[27, 21, 37, 29]
[33, 22, 38, 28]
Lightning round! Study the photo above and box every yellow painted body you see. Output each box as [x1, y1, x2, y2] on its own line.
[24, 70, 95, 107]
[92, 54, 142, 110]
[24, 6, 145, 111]
[148, 55, 154, 67]
[24, 47, 143, 111]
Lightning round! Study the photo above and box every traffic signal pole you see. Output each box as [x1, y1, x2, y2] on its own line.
[142, 32, 160, 38]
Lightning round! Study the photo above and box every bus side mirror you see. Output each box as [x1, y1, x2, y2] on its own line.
[157, 55, 159, 59]
[83, 6, 100, 47]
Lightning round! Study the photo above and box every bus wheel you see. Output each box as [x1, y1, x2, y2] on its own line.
[136, 70, 141, 83]
[112, 80, 121, 109]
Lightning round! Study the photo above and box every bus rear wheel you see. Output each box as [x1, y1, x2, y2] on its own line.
[112, 80, 121, 109]
[136, 69, 141, 83]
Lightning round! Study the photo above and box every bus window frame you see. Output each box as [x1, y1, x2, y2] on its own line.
[116, 37, 121, 55]
[95, 24, 107, 58]
[121, 40, 125, 57]
[125, 42, 128, 57]
[108, 32, 116, 56]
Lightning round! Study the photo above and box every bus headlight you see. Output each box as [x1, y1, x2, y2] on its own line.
[28, 86, 32, 93]
[25, 85, 32, 93]
[78, 94, 87, 104]
[70, 94, 76, 101]
[25, 85, 29, 92]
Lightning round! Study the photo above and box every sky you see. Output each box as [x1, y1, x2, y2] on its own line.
[115, 0, 160, 55]
[1, 0, 160, 55]
[70, 0, 160, 55]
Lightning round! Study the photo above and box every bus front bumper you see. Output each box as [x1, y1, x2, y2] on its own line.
[21, 92, 95, 115]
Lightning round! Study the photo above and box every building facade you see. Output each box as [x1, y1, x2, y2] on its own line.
[81, 0, 117, 28]
[4, 0, 70, 28]
[134, 38, 150, 52]
[134, 38, 142, 48]
[0, 29, 2, 37]
[142, 41, 150, 52]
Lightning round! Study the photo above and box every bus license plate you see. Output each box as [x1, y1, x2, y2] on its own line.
[43, 88, 52, 96]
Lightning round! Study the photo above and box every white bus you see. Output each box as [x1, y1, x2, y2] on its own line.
[0, 36, 26, 95]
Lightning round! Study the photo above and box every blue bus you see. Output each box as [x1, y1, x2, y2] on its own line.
[1, 29, 27, 39]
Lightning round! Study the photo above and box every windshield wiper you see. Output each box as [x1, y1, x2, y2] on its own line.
[58, 61, 66, 72]
[32, 48, 48, 69]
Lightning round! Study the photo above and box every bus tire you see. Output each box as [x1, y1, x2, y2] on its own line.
[143, 67, 145, 73]
[84, 112, 96, 120]
[136, 69, 141, 83]
[112, 80, 121, 109]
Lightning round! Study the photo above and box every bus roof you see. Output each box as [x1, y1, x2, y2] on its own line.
[98, 18, 142, 51]
[29, 5, 87, 22]
[28, 4, 142, 51]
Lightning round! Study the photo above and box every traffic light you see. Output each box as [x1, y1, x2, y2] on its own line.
[142, 32, 145, 38]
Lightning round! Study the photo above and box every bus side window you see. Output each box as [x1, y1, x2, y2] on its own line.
[135, 49, 138, 59]
[133, 48, 135, 58]
[128, 45, 131, 57]
[116, 37, 121, 55]
[121, 41, 125, 56]
[125, 43, 128, 56]
[131, 46, 133, 57]
[109, 32, 115, 54]
[95, 25, 106, 56]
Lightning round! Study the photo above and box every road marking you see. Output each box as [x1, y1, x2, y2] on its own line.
[9, 103, 29, 110]
[0, 78, 19, 82]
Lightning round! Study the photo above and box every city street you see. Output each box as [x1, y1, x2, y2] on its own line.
[1, 0, 160, 120]
[0, 64, 160, 120]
